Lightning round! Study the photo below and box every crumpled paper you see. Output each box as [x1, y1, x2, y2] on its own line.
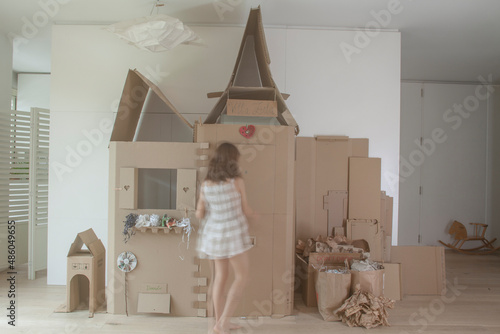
[335, 284, 395, 328]
[106, 14, 202, 52]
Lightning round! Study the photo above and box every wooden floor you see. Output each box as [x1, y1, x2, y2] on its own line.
[1, 250, 499, 333]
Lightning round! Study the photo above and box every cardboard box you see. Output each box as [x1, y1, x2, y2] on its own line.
[296, 252, 362, 307]
[390, 246, 446, 295]
[346, 219, 384, 261]
[66, 228, 106, 317]
[348, 157, 381, 220]
[383, 262, 402, 300]
[295, 136, 369, 241]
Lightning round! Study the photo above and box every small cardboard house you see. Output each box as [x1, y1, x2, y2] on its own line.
[107, 6, 299, 317]
[66, 228, 106, 317]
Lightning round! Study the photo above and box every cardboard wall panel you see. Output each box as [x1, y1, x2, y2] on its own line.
[119, 168, 138, 209]
[383, 263, 402, 300]
[236, 214, 273, 316]
[315, 138, 350, 237]
[295, 137, 317, 241]
[390, 246, 446, 296]
[348, 157, 381, 220]
[347, 219, 383, 262]
[274, 127, 295, 215]
[323, 190, 348, 235]
[137, 293, 171, 314]
[295, 136, 370, 241]
[176, 169, 197, 211]
[385, 196, 394, 237]
[237, 144, 275, 214]
[272, 214, 294, 315]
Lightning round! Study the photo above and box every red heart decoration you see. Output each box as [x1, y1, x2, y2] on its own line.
[239, 125, 255, 138]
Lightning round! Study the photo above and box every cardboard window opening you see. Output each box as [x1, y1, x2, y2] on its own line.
[119, 167, 197, 211]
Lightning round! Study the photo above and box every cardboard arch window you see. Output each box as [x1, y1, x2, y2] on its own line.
[110, 69, 193, 142]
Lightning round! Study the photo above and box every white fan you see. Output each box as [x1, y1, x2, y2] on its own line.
[117, 251, 137, 316]
[117, 251, 137, 272]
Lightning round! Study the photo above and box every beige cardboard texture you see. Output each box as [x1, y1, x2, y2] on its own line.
[195, 124, 295, 316]
[348, 157, 381, 220]
[383, 263, 402, 300]
[227, 99, 277, 117]
[385, 196, 394, 237]
[391, 246, 446, 296]
[295, 136, 369, 241]
[119, 168, 138, 209]
[137, 293, 171, 314]
[295, 137, 317, 241]
[66, 228, 106, 316]
[176, 169, 197, 211]
[346, 219, 384, 262]
[237, 144, 276, 215]
[108, 142, 206, 316]
[323, 190, 348, 235]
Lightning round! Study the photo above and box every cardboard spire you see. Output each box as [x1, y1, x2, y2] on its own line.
[203, 7, 299, 134]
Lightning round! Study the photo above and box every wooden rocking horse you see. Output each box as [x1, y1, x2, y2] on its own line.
[438, 220, 500, 254]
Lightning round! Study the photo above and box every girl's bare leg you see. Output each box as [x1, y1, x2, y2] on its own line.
[214, 251, 249, 333]
[212, 258, 229, 326]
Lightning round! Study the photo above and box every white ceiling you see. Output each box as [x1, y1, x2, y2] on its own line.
[1, 0, 500, 83]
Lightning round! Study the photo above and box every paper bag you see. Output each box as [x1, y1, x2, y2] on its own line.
[314, 266, 351, 321]
[350, 269, 384, 297]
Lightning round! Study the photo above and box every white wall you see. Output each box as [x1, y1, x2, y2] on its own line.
[400, 82, 493, 246]
[48, 25, 400, 285]
[0, 34, 12, 110]
[17, 73, 50, 111]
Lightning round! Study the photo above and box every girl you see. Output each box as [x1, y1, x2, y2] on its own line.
[196, 142, 255, 334]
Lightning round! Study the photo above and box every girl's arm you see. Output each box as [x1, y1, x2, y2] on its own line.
[234, 177, 255, 219]
[195, 183, 206, 219]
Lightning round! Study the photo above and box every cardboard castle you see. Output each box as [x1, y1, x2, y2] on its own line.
[107, 7, 297, 317]
[105, 6, 445, 319]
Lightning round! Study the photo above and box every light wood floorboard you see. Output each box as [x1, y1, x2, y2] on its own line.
[1, 250, 499, 333]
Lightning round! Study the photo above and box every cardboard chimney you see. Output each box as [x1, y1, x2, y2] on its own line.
[66, 228, 106, 317]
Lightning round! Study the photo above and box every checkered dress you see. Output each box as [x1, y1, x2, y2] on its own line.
[197, 179, 252, 259]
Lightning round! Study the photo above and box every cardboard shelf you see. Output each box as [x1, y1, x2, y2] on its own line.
[133, 226, 183, 234]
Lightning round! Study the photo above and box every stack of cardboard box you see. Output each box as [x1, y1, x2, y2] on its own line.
[295, 136, 446, 306]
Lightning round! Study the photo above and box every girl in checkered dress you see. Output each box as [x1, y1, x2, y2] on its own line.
[196, 142, 254, 334]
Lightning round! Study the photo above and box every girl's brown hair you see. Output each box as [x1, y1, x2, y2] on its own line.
[205, 142, 242, 182]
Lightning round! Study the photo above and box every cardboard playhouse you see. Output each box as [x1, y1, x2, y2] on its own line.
[294, 136, 446, 306]
[65, 228, 106, 317]
[107, 7, 298, 317]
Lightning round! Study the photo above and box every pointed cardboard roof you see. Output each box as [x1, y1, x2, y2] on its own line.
[67, 228, 105, 257]
[110, 69, 193, 142]
[204, 7, 299, 134]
